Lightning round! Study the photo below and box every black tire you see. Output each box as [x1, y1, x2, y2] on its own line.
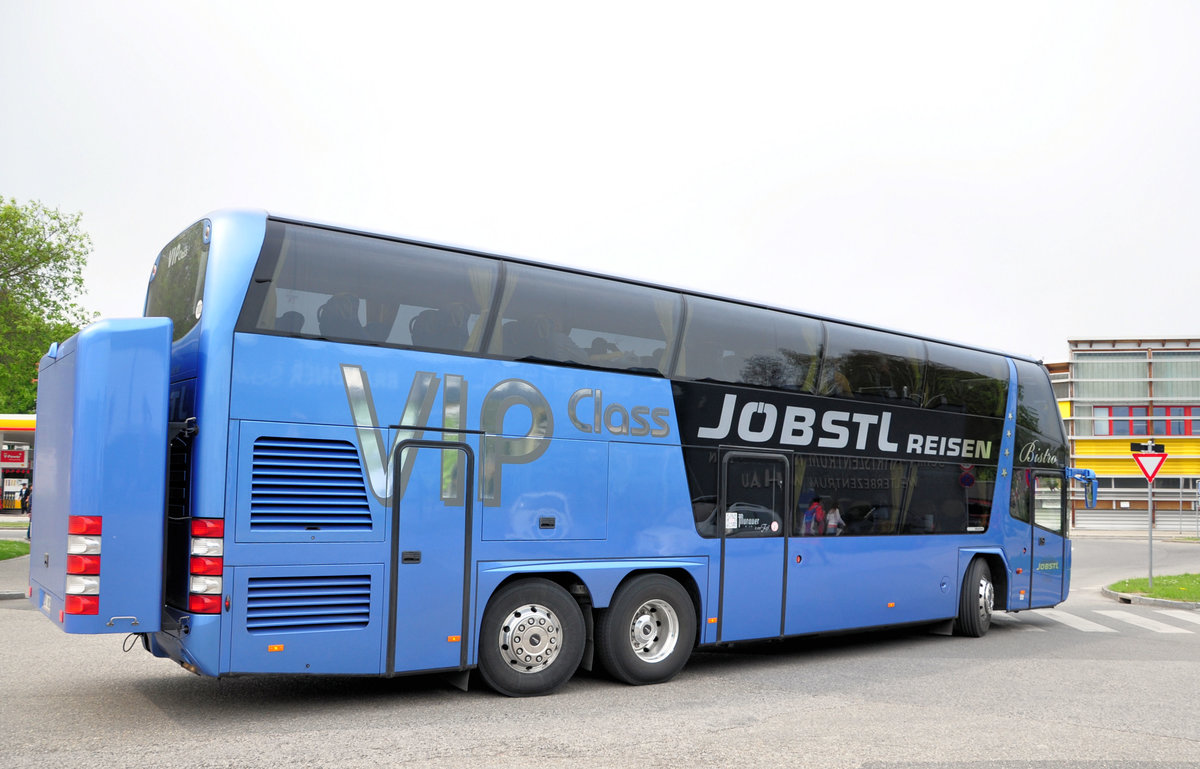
[954, 558, 994, 637]
[477, 578, 585, 697]
[596, 574, 696, 686]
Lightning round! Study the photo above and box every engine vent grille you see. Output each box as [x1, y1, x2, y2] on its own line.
[249, 436, 373, 531]
[245, 574, 372, 632]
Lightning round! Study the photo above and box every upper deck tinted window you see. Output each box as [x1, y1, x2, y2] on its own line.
[924, 342, 1009, 418]
[819, 323, 924, 405]
[237, 221, 498, 352]
[678, 298, 823, 391]
[486, 263, 680, 375]
[146, 219, 210, 341]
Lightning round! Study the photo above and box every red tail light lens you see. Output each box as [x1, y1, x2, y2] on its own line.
[188, 594, 222, 613]
[68, 516, 103, 535]
[66, 555, 101, 575]
[189, 556, 224, 576]
[190, 518, 225, 538]
[65, 595, 99, 615]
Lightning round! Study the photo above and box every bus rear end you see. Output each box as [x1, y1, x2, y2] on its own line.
[28, 318, 171, 633]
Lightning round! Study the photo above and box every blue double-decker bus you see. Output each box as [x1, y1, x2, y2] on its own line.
[29, 211, 1097, 696]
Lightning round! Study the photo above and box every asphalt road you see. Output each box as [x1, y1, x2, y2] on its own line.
[2, 537, 1199, 768]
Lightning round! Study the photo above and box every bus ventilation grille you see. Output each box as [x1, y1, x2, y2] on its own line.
[245, 574, 372, 632]
[250, 436, 373, 531]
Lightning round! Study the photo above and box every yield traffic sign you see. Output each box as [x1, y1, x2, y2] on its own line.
[1132, 452, 1167, 482]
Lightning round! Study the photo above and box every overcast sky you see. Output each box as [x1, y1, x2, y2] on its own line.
[3, 1, 1197, 363]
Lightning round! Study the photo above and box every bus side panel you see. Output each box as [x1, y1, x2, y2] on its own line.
[785, 536, 959, 636]
[227, 563, 386, 674]
[29, 318, 171, 634]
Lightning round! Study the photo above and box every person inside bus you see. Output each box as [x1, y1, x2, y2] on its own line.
[317, 292, 364, 340]
[824, 499, 846, 535]
[801, 496, 826, 536]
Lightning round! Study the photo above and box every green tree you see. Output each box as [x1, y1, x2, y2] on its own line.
[0, 198, 93, 413]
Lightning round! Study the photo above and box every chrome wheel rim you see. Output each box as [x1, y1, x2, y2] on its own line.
[628, 598, 680, 664]
[977, 578, 994, 622]
[496, 602, 562, 674]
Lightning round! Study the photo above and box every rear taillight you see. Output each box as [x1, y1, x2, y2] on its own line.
[188, 518, 224, 613]
[64, 516, 101, 615]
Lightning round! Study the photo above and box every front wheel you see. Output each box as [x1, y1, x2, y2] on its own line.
[954, 558, 993, 637]
[596, 574, 696, 685]
[478, 578, 585, 697]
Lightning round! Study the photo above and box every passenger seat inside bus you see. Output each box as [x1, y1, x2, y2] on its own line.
[410, 308, 468, 350]
[502, 319, 548, 359]
[317, 293, 364, 340]
[275, 311, 305, 334]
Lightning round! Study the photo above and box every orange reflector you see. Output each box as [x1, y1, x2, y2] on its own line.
[1016, 568, 1023, 574]
[887, 602, 896, 608]
[707, 617, 718, 624]
[268, 644, 284, 652]
[68, 515, 103, 535]
[65, 595, 99, 615]
[447, 635, 461, 643]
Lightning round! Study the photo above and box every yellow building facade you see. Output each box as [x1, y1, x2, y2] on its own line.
[1051, 339, 1200, 530]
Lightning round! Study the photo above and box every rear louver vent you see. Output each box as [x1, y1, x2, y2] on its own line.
[246, 574, 372, 632]
[250, 437, 372, 531]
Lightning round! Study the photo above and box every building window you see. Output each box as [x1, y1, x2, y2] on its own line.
[1093, 405, 1200, 436]
[1152, 406, 1200, 436]
[1103, 406, 1148, 436]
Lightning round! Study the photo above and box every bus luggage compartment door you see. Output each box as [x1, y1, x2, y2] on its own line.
[28, 318, 171, 633]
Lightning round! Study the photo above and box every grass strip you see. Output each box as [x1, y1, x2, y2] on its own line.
[0, 540, 30, 561]
[1108, 572, 1200, 602]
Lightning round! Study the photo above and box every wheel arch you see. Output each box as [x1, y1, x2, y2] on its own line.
[958, 548, 1009, 611]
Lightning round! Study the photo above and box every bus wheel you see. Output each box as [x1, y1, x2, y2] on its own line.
[596, 574, 696, 685]
[478, 578, 585, 697]
[954, 558, 993, 637]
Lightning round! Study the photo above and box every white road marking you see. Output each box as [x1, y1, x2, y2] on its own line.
[1094, 609, 1191, 634]
[1154, 608, 1200, 627]
[1039, 608, 1117, 632]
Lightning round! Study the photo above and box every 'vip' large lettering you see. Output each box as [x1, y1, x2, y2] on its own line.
[341, 365, 554, 507]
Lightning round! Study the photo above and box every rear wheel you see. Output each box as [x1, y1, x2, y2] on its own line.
[478, 578, 585, 697]
[596, 574, 696, 685]
[954, 558, 993, 637]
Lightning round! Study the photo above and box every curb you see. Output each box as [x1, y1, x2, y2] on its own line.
[1101, 587, 1200, 610]
[0, 591, 25, 601]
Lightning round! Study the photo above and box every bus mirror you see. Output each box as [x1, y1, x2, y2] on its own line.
[1067, 468, 1098, 509]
